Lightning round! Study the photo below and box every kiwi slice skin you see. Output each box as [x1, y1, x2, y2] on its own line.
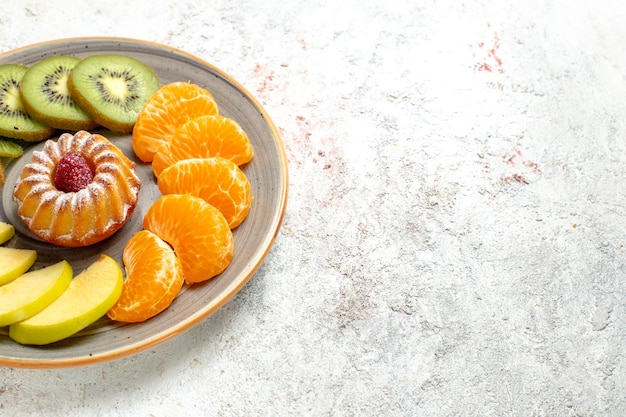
[0, 64, 55, 142]
[19, 55, 98, 131]
[68, 54, 160, 133]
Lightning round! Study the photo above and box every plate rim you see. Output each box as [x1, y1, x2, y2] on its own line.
[0, 36, 289, 369]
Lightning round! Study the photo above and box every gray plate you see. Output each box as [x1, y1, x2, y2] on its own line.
[0, 37, 288, 368]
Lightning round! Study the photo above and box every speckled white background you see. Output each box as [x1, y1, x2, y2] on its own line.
[1, 0, 626, 416]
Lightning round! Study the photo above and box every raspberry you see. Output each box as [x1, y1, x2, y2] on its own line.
[54, 152, 94, 192]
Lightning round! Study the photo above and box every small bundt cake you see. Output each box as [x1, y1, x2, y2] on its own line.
[13, 130, 141, 247]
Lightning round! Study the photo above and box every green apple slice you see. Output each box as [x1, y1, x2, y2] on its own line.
[0, 247, 37, 285]
[0, 222, 15, 244]
[0, 260, 72, 327]
[9, 254, 123, 345]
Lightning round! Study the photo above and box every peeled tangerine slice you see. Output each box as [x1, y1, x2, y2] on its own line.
[10, 254, 123, 345]
[0, 221, 15, 244]
[0, 247, 37, 286]
[0, 260, 72, 327]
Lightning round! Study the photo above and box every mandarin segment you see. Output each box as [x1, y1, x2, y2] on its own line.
[107, 230, 185, 323]
[132, 82, 219, 163]
[158, 157, 252, 229]
[143, 194, 234, 284]
[152, 114, 254, 177]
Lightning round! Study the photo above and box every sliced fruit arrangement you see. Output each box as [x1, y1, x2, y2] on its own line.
[19, 55, 98, 131]
[0, 223, 124, 345]
[109, 81, 255, 323]
[0, 53, 159, 145]
[0, 62, 256, 333]
[9, 254, 123, 345]
[133, 82, 255, 228]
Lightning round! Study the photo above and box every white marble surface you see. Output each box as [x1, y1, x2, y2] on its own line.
[1, 0, 626, 415]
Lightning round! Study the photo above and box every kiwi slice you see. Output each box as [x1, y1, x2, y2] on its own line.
[0, 138, 23, 158]
[68, 54, 159, 133]
[19, 55, 97, 131]
[0, 138, 22, 186]
[0, 64, 55, 142]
